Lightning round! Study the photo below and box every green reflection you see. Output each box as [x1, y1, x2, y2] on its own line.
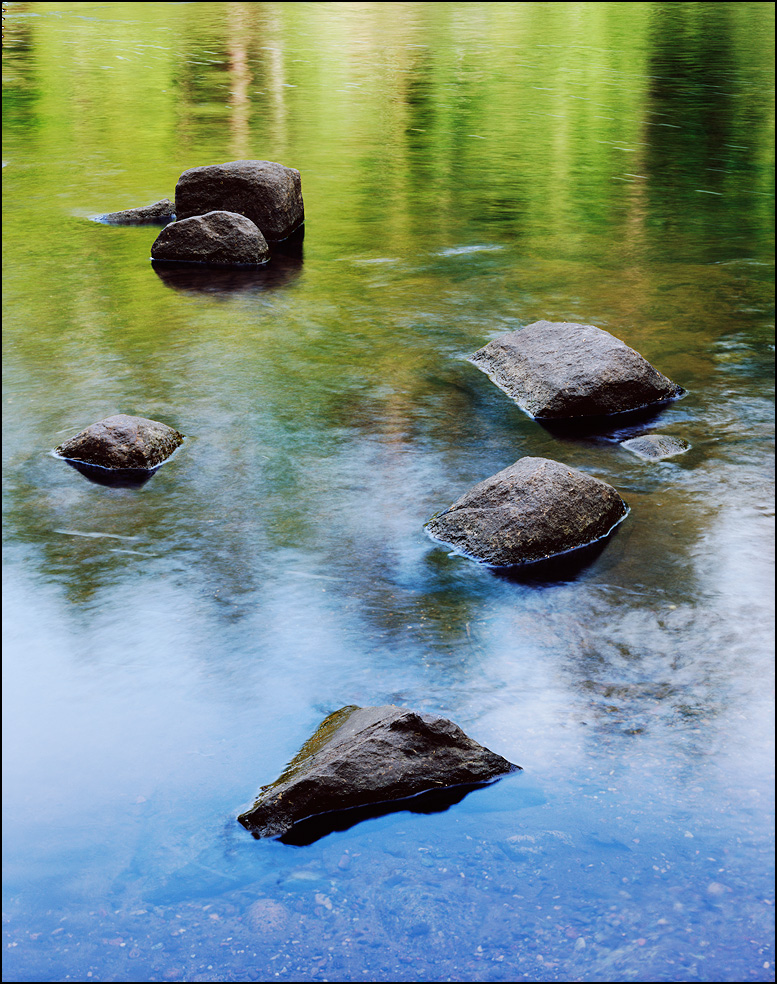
[2, 10, 774, 981]
[2, 0, 774, 733]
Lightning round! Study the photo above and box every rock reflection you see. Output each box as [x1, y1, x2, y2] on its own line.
[63, 459, 158, 489]
[226, 4, 252, 160]
[151, 232, 303, 297]
[277, 782, 496, 846]
[490, 534, 617, 586]
[536, 400, 683, 443]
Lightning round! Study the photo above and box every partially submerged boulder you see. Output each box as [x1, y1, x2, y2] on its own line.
[238, 705, 519, 840]
[97, 199, 176, 225]
[150, 210, 269, 266]
[621, 434, 691, 461]
[175, 160, 304, 242]
[470, 321, 683, 419]
[54, 414, 184, 470]
[425, 456, 628, 567]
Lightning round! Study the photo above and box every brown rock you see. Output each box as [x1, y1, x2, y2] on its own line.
[55, 414, 184, 470]
[425, 456, 628, 567]
[175, 160, 304, 242]
[238, 705, 518, 839]
[97, 199, 175, 225]
[470, 321, 683, 419]
[150, 210, 269, 266]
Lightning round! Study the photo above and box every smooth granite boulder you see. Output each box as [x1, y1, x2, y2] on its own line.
[425, 456, 628, 567]
[175, 160, 304, 242]
[54, 414, 184, 470]
[620, 434, 691, 460]
[470, 321, 683, 419]
[97, 199, 176, 225]
[150, 211, 269, 266]
[238, 705, 519, 840]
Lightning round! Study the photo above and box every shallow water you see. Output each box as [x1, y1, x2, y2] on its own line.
[2, 3, 774, 982]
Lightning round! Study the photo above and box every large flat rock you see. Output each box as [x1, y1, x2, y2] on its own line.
[238, 705, 519, 839]
[425, 456, 628, 567]
[175, 160, 304, 242]
[54, 414, 184, 470]
[150, 210, 269, 266]
[470, 321, 683, 419]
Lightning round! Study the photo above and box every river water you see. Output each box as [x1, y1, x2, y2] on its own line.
[2, 3, 774, 982]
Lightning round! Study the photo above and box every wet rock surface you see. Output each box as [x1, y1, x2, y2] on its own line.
[96, 199, 176, 225]
[620, 434, 691, 460]
[425, 456, 628, 567]
[470, 320, 683, 419]
[54, 414, 184, 470]
[238, 705, 519, 840]
[175, 160, 304, 242]
[150, 211, 270, 266]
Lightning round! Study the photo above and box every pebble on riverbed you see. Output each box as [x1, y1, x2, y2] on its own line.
[620, 434, 691, 460]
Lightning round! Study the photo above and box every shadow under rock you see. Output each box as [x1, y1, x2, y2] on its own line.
[490, 530, 621, 586]
[537, 397, 685, 444]
[151, 228, 304, 297]
[272, 780, 506, 846]
[61, 459, 158, 488]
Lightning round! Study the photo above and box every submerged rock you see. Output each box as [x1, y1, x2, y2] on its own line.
[96, 199, 176, 225]
[175, 160, 304, 242]
[54, 414, 184, 470]
[621, 434, 691, 460]
[470, 321, 683, 419]
[238, 705, 519, 840]
[425, 456, 628, 567]
[150, 210, 269, 266]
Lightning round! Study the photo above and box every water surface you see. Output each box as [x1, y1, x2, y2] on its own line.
[2, 3, 774, 982]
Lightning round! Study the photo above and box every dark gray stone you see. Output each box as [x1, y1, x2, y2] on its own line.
[238, 705, 519, 839]
[175, 160, 304, 242]
[54, 414, 184, 470]
[470, 321, 683, 419]
[425, 456, 628, 567]
[97, 199, 176, 225]
[150, 211, 269, 266]
[620, 434, 691, 460]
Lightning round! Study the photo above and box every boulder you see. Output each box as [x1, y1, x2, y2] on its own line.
[150, 211, 269, 266]
[175, 160, 304, 242]
[425, 456, 628, 567]
[620, 434, 691, 460]
[470, 321, 683, 419]
[54, 414, 184, 470]
[97, 199, 175, 225]
[238, 705, 519, 839]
